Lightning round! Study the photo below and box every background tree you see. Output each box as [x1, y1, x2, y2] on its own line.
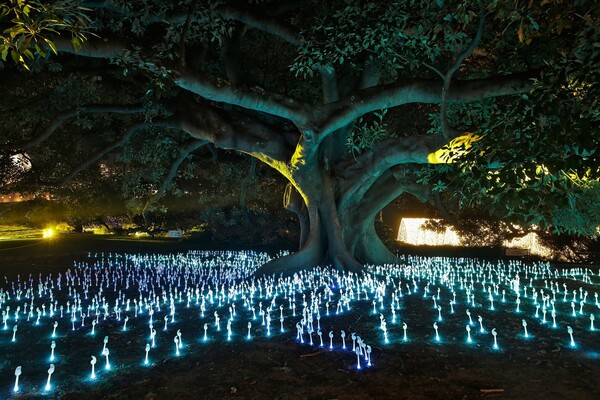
[1, 0, 598, 273]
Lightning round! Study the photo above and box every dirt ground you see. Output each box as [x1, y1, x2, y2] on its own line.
[0, 235, 598, 400]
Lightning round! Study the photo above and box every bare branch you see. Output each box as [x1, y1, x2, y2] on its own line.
[60, 119, 178, 186]
[1, 104, 147, 152]
[141, 138, 207, 220]
[438, 11, 488, 139]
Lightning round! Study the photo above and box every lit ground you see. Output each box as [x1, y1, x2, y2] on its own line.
[0, 235, 598, 400]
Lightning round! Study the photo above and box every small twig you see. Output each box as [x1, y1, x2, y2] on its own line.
[299, 350, 325, 358]
[480, 389, 505, 394]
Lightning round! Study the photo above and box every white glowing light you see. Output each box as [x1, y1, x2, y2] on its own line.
[14, 366, 21, 392]
[396, 218, 553, 257]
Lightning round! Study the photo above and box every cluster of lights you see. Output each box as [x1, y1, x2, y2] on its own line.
[0, 251, 598, 397]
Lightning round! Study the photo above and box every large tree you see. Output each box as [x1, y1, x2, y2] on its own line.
[1, 0, 598, 273]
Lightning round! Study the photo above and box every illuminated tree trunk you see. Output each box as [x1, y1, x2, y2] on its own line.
[258, 145, 431, 275]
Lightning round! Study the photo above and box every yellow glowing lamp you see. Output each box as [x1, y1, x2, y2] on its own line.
[427, 132, 482, 164]
[43, 228, 54, 239]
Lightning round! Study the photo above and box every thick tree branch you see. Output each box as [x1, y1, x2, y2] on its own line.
[317, 71, 537, 140]
[53, 36, 129, 58]
[60, 119, 178, 186]
[217, 6, 300, 47]
[82, 2, 300, 46]
[52, 36, 309, 125]
[174, 67, 310, 126]
[319, 65, 339, 104]
[1, 104, 147, 152]
[141, 138, 208, 221]
[173, 98, 297, 169]
[336, 135, 442, 210]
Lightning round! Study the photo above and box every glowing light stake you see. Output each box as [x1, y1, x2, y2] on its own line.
[280, 316, 284, 333]
[52, 321, 58, 337]
[164, 315, 169, 331]
[433, 322, 440, 342]
[491, 328, 498, 349]
[50, 341, 56, 361]
[567, 326, 575, 347]
[478, 315, 485, 333]
[103, 348, 110, 370]
[571, 302, 576, 317]
[591, 314, 595, 331]
[351, 332, 357, 351]
[522, 320, 529, 338]
[466, 325, 472, 343]
[372, 300, 377, 314]
[450, 301, 454, 314]
[329, 331, 334, 349]
[45, 364, 55, 391]
[516, 298, 521, 313]
[14, 366, 21, 393]
[91, 320, 96, 335]
[542, 308, 547, 324]
[203, 323, 208, 341]
[341, 330, 346, 349]
[144, 343, 150, 365]
[90, 356, 97, 379]
[437, 306, 442, 321]
[102, 336, 109, 354]
[12, 324, 17, 342]
[174, 336, 180, 356]
[317, 330, 323, 347]
[552, 310, 557, 328]
[355, 346, 361, 370]
[366, 345, 372, 367]
[123, 316, 129, 331]
[402, 323, 408, 342]
[177, 329, 183, 348]
[466, 309, 473, 325]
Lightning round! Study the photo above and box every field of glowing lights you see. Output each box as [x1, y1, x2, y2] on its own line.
[0, 250, 599, 399]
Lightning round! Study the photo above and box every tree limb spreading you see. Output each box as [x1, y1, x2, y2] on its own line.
[424, 11, 487, 139]
[317, 71, 536, 140]
[1, 104, 147, 152]
[60, 119, 179, 186]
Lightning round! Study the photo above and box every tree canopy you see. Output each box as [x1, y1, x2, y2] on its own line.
[1, 0, 599, 272]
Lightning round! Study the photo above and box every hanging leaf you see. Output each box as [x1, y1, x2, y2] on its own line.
[517, 26, 524, 43]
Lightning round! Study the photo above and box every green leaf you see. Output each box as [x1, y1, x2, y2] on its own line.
[44, 38, 57, 55]
[71, 36, 81, 52]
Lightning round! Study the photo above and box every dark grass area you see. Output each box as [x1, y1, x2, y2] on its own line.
[0, 236, 599, 400]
